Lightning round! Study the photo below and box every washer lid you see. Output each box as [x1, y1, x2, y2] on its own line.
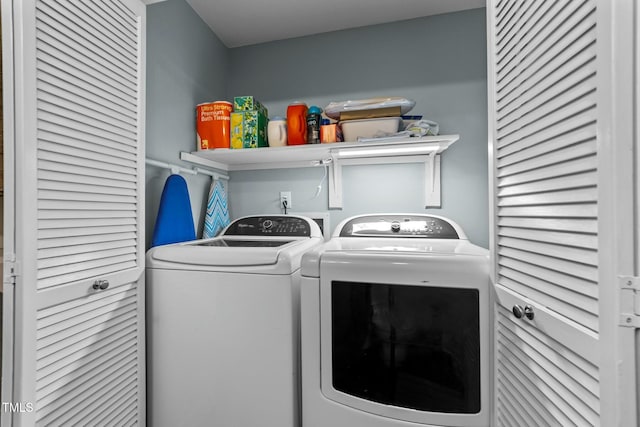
[147, 235, 325, 272]
[148, 238, 295, 267]
[147, 215, 324, 270]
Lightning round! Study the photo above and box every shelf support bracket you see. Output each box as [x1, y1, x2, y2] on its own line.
[328, 152, 442, 210]
[424, 153, 441, 208]
[328, 154, 343, 209]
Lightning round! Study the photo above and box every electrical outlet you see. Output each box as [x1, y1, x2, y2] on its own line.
[280, 191, 292, 209]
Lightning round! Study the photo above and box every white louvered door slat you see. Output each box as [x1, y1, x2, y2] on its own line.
[488, 0, 604, 425]
[6, 0, 146, 425]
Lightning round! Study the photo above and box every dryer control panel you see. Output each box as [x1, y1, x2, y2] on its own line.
[224, 216, 313, 237]
[338, 214, 459, 239]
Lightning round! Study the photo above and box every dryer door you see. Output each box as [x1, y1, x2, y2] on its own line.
[318, 252, 491, 426]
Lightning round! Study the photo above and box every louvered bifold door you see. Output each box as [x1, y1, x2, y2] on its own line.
[8, 0, 146, 425]
[488, 1, 601, 426]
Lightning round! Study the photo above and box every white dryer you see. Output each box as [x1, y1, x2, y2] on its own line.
[300, 214, 491, 427]
[146, 215, 323, 427]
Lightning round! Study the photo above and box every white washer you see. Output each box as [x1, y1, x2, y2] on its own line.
[146, 215, 323, 427]
[300, 214, 491, 427]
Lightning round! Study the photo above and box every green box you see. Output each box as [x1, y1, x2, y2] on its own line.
[233, 96, 268, 117]
[230, 111, 268, 149]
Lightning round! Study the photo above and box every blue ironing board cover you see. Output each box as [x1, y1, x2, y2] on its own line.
[151, 174, 196, 247]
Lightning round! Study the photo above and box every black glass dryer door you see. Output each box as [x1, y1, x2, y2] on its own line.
[330, 281, 481, 414]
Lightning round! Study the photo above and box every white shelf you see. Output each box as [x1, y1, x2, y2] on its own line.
[180, 135, 458, 171]
[180, 135, 459, 209]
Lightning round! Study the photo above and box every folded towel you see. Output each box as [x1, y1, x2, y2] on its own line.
[151, 174, 196, 247]
[203, 178, 230, 239]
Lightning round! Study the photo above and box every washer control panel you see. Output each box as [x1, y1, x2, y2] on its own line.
[338, 215, 460, 239]
[224, 216, 312, 237]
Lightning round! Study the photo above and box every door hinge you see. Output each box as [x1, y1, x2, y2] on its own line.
[619, 276, 640, 328]
[4, 254, 19, 287]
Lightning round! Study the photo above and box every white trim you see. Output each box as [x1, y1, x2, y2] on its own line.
[485, 3, 498, 424]
[1, 0, 16, 422]
[636, 0, 640, 419]
[135, 18, 147, 424]
[12, 0, 41, 423]
[596, 0, 638, 425]
[636, 0, 640, 288]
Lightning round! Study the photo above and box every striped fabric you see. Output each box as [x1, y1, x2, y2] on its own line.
[203, 178, 230, 238]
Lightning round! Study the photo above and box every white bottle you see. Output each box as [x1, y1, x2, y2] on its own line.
[267, 116, 287, 147]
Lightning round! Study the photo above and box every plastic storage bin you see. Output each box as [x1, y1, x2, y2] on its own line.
[341, 117, 402, 141]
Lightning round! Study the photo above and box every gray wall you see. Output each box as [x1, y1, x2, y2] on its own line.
[226, 9, 489, 247]
[145, 0, 229, 248]
[145, 3, 489, 248]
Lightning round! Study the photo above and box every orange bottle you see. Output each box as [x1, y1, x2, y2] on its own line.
[286, 102, 308, 145]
